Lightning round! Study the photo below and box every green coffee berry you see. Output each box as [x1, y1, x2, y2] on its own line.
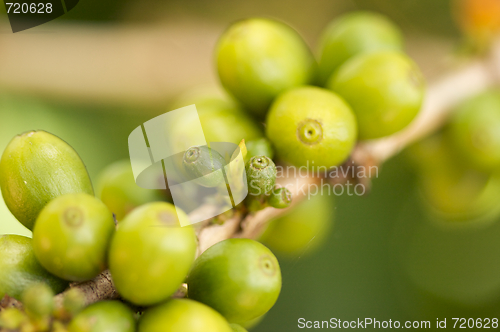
[230, 323, 248, 332]
[0, 308, 28, 330]
[138, 299, 233, 332]
[0, 235, 68, 300]
[266, 86, 357, 169]
[96, 160, 164, 221]
[246, 156, 277, 196]
[22, 283, 55, 319]
[317, 11, 403, 85]
[183, 146, 226, 187]
[0, 130, 94, 230]
[62, 288, 86, 316]
[244, 138, 274, 163]
[170, 89, 264, 146]
[446, 90, 500, 172]
[109, 202, 197, 306]
[268, 187, 292, 209]
[68, 301, 136, 332]
[187, 238, 282, 323]
[329, 51, 425, 139]
[32, 193, 116, 282]
[407, 133, 500, 222]
[260, 192, 334, 256]
[216, 18, 316, 117]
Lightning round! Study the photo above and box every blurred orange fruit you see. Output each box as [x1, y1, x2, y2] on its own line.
[454, 0, 500, 43]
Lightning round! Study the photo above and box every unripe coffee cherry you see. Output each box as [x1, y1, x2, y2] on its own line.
[446, 90, 500, 172]
[216, 18, 316, 117]
[109, 203, 197, 306]
[260, 192, 333, 256]
[22, 283, 54, 319]
[33, 193, 115, 282]
[0, 235, 68, 300]
[245, 156, 277, 196]
[183, 146, 226, 188]
[170, 89, 264, 146]
[329, 51, 425, 139]
[138, 299, 233, 332]
[0, 308, 28, 330]
[96, 160, 164, 221]
[68, 301, 136, 332]
[62, 288, 86, 316]
[187, 238, 282, 323]
[268, 187, 292, 209]
[244, 138, 274, 163]
[0, 131, 94, 230]
[317, 11, 403, 85]
[266, 86, 357, 169]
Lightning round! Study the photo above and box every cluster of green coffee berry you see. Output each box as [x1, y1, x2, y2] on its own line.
[212, 12, 424, 171]
[0, 10, 426, 331]
[0, 283, 113, 332]
[0, 131, 280, 331]
[163, 11, 425, 173]
[150, 10, 425, 251]
[407, 89, 500, 224]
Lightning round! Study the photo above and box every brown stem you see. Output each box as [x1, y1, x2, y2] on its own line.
[0, 296, 22, 311]
[53, 271, 119, 309]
